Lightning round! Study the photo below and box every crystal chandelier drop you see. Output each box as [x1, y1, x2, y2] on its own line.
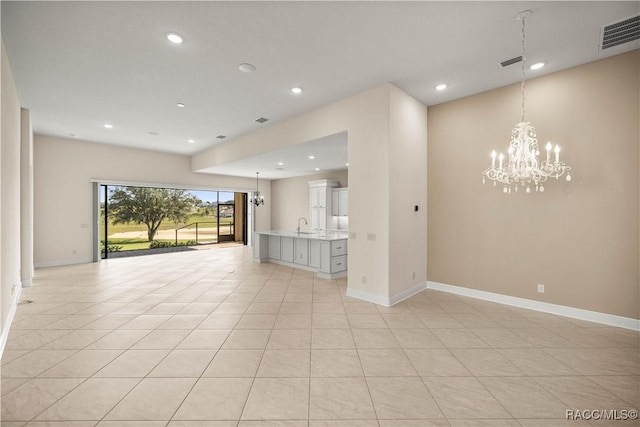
[251, 172, 265, 206]
[482, 11, 572, 194]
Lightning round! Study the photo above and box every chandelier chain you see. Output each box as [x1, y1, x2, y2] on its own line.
[521, 15, 526, 123]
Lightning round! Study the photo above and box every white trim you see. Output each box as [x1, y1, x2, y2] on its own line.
[21, 279, 32, 288]
[317, 270, 347, 280]
[345, 287, 390, 306]
[35, 258, 93, 268]
[427, 281, 640, 331]
[259, 258, 319, 273]
[0, 286, 22, 358]
[90, 178, 253, 194]
[389, 282, 428, 306]
[346, 282, 427, 307]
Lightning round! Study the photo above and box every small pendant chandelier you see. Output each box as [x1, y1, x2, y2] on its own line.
[251, 172, 265, 206]
[483, 10, 572, 194]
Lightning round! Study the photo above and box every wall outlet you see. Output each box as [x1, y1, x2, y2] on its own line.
[361, 276, 367, 285]
[537, 284, 545, 293]
[366, 233, 376, 241]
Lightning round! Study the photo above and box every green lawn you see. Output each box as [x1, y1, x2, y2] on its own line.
[105, 213, 226, 235]
[102, 237, 203, 252]
[101, 213, 234, 252]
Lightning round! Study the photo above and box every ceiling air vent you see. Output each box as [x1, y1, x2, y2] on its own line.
[500, 55, 523, 68]
[255, 117, 269, 124]
[601, 14, 640, 50]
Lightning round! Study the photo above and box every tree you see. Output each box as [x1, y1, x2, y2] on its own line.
[108, 186, 197, 241]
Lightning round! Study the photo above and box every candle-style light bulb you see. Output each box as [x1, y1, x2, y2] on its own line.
[498, 153, 504, 169]
[554, 145, 560, 163]
[545, 142, 552, 162]
[491, 150, 497, 168]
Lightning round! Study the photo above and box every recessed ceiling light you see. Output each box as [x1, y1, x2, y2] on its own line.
[166, 33, 183, 44]
[530, 62, 545, 70]
[104, 123, 113, 129]
[216, 135, 226, 139]
[308, 155, 315, 159]
[291, 87, 303, 94]
[69, 133, 77, 138]
[277, 162, 284, 166]
[255, 117, 269, 124]
[314, 168, 320, 171]
[435, 83, 447, 91]
[238, 63, 256, 73]
[176, 103, 185, 108]
[345, 163, 349, 167]
[187, 139, 195, 143]
[148, 131, 159, 136]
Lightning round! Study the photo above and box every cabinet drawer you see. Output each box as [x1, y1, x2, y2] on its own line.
[331, 240, 347, 256]
[331, 255, 347, 272]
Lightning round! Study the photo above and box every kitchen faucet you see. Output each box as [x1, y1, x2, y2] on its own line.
[297, 217, 308, 233]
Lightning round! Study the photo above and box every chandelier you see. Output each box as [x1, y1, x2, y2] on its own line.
[482, 10, 572, 194]
[251, 172, 265, 206]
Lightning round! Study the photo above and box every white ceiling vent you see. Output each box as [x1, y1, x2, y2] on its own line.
[600, 14, 640, 50]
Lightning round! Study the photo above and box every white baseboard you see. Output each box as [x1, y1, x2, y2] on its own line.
[427, 281, 640, 331]
[346, 282, 427, 307]
[345, 287, 390, 306]
[21, 279, 32, 287]
[389, 282, 428, 306]
[34, 258, 93, 268]
[0, 286, 22, 358]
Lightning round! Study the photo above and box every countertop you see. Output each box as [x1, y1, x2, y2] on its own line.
[255, 230, 349, 241]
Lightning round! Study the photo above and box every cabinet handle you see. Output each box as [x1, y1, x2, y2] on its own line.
[336, 246, 342, 249]
[336, 262, 342, 266]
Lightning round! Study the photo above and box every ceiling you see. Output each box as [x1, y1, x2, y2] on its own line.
[201, 132, 348, 179]
[2, 1, 638, 179]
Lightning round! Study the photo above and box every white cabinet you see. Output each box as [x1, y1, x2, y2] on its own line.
[308, 240, 320, 268]
[281, 237, 294, 262]
[310, 186, 327, 208]
[294, 238, 309, 265]
[309, 179, 339, 231]
[254, 233, 347, 279]
[331, 188, 348, 217]
[319, 239, 348, 274]
[268, 236, 281, 260]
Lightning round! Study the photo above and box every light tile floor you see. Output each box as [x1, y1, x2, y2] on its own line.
[1, 246, 638, 426]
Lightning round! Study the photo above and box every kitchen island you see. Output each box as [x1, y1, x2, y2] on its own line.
[253, 230, 348, 279]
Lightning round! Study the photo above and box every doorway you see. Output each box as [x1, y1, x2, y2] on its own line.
[98, 185, 247, 259]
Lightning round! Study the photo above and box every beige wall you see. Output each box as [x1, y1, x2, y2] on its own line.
[388, 85, 428, 296]
[20, 108, 33, 286]
[33, 135, 270, 267]
[1, 39, 22, 334]
[270, 170, 348, 232]
[427, 50, 639, 319]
